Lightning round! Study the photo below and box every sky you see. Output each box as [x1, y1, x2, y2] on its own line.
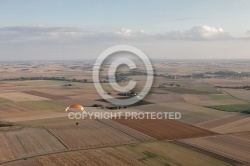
[0, 0, 250, 60]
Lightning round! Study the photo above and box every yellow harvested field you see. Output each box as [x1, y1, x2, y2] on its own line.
[211, 117, 250, 133]
[223, 89, 250, 102]
[4, 127, 67, 159]
[0, 92, 49, 102]
[46, 120, 140, 150]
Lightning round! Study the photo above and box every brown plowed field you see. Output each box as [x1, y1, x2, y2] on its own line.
[179, 134, 250, 164]
[4, 127, 67, 159]
[199, 114, 249, 129]
[97, 119, 156, 142]
[46, 120, 140, 150]
[22, 91, 69, 100]
[113, 118, 216, 140]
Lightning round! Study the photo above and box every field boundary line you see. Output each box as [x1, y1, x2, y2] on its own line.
[196, 113, 247, 126]
[172, 140, 248, 166]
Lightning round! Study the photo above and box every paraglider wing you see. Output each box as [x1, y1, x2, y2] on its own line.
[65, 104, 84, 111]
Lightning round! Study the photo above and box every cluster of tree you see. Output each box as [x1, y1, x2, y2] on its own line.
[118, 91, 138, 97]
[106, 106, 127, 110]
[1, 77, 89, 83]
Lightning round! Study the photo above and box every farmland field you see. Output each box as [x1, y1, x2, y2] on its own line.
[1, 147, 146, 166]
[163, 86, 221, 94]
[134, 103, 235, 124]
[144, 94, 185, 103]
[0, 97, 11, 104]
[199, 114, 249, 129]
[4, 127, 67, 159]
[210, 94, 235, 100]
[1, 61, 250, 165]
[210, 117, 250, 133]
[207, 104, 250, 113]
[0, 92, 49, 102]
[222, 89, 250, 102]
[1, 158, 40, 166]
[20, 101, 64, 110]
[113, 117, 216, 140]
[178, 134, 250, 164]
[22, 91, 69, 100]
[97, 119, 156, 142]
[115, 141, 230, 166]
[0, 132, 14, 163]
[46, 120, 140, 150]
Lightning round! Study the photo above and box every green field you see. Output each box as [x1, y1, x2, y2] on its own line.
[210, 94, 235, 100]
[164, 86, 221, 94]
[115, 141, 230, 166]
[207, 104, 250, 113]
[0, 97, 11, 103]
[20, 101, 64, 110]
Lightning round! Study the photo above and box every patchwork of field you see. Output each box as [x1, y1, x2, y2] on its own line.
[201, 78, 250, 87]
[113, 117, 216, 140]
[199, 114, 249, 129]
[46, 120, 140, 150]
[3, 127, 67, 160]
[0, 92, 49, 102]
[115, 141, 230, 166]
[222, 89, 250, 102]
[97, 119, 156, 142]
[134, 103, 235, 124]
[177, 134, 250, 164]
[2, 147, 146, 166]
[144, 94, 185, 103]
[209, 117, 250, 134]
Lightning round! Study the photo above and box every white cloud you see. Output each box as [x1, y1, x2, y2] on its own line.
[115, 28, 147, 38]
[115, 28, 132, 37]
[164, 25, 231, 40]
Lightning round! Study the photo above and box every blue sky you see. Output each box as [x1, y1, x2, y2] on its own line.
[0, 0, 250, 60]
